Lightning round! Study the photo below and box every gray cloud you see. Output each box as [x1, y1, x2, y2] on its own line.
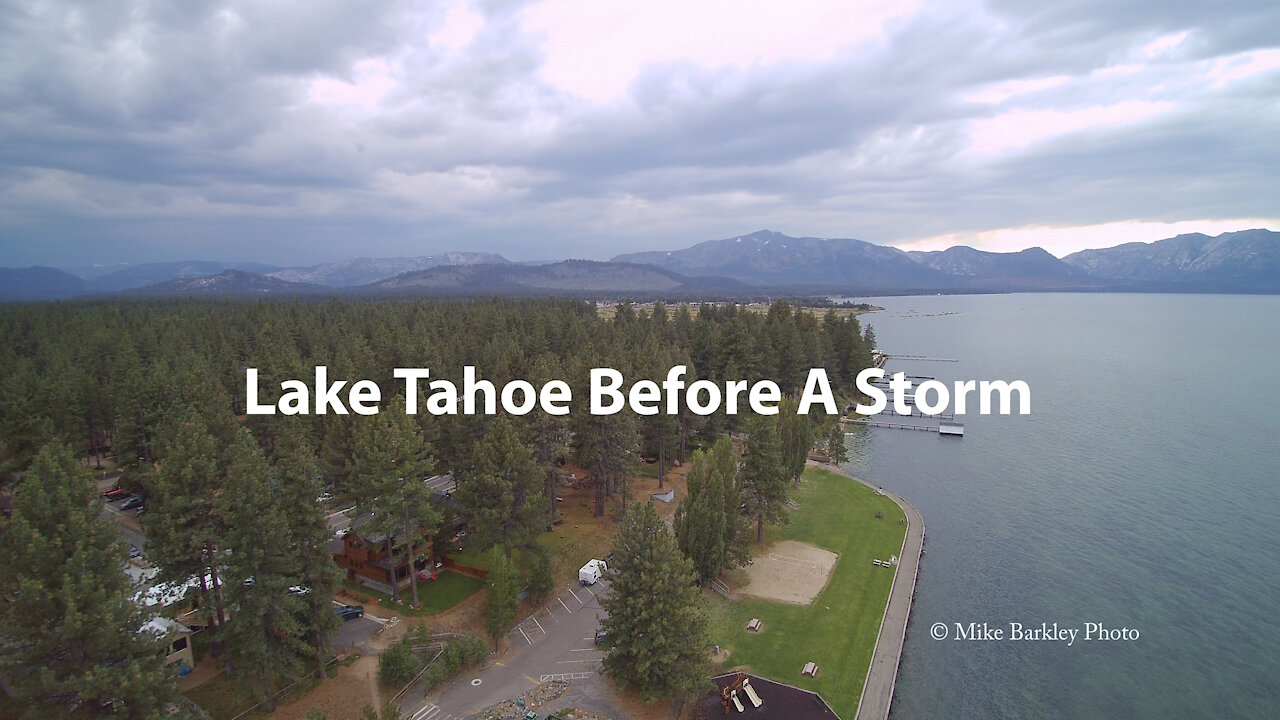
[0, 0, 1276, 267]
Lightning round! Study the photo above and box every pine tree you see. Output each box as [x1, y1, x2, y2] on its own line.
[740, 415, 790, 544]
[574, 411, 639, 518]
[778, 396, 813, 485]
[527, 547, 555, 602]
[455, 415, 545, 557]
[147, 406, 231, 647]
[0, 442, 185, 719]
[524, 353, 571, 519]
[348, 396, 440, 607]
[600, 501, 711, 702]
[826, 421, 850, 465]
[484, 546, 518, 650]
[674, 437, 748, 585]
[271, 422, 342, 680]
[218, 428, 307, 711]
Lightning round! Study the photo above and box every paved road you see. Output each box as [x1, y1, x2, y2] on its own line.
[402, 580, 625, 720]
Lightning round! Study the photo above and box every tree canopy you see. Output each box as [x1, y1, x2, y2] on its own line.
[599, 501, 712, 702]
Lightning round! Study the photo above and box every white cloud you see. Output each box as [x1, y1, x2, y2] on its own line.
[430, 0, 485, 56]
[964, 75, 1071, 104]
[1139, 30, 1190, 60]
[307, 58, 398, 110]
[1205, 47, 1280, 88]
[966, 101, 1177, 155]
[520, 0, 921, 103]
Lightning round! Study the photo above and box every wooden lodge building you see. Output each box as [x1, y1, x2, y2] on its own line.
[330, 474, 477, 595]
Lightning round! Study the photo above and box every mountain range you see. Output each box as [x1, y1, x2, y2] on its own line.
[2, 228, 1277, 301]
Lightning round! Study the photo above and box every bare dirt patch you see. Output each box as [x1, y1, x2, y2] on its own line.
[270, 654, 381, 720]
[738, 540, 838, 605]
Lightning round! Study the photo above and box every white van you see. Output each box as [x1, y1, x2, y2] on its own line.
[578, 559, 608, 586]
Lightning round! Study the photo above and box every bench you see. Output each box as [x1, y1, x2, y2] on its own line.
[802, 662, 819, 677]
[746, 618, 762, 632]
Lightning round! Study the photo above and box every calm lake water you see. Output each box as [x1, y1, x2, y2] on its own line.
[837, 293, 1280, 719]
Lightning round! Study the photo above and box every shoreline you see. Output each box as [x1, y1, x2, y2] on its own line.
[817, 461, 925, 720]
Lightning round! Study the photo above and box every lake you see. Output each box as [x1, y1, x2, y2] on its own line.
[836, 293, 1280, 719]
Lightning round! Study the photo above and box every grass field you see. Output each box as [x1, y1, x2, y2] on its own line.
[341, 569, 485, 617]
[705, 466, 907, 718]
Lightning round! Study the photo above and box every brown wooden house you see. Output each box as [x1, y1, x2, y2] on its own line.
[331, 515, 434, 596]
[330, 474, 461, 595]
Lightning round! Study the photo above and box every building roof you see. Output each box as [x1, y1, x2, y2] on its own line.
[139, 616, 191, 637]
[692, 672, 841, 720]
[423, 473, 456, 496]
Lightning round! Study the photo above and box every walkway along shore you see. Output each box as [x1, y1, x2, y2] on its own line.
[815, 461, 925, 720]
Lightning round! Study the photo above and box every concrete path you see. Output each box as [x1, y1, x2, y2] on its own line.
[818, 463, 924, 720]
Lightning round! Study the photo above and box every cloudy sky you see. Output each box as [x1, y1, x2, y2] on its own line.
[1, 0, 1277, 268]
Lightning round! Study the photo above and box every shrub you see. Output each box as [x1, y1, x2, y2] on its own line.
[377, 636, 417, 687]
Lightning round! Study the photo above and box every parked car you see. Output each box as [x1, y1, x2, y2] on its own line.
[594, 628, 607, 645]
[118, 495, 144, 511]
[129, 544, 141, 559]
[103, 487, 128, 500]
[334, 604, 364, 621]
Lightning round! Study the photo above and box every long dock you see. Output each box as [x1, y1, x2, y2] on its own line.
[884, 354, 958, 362]
[847, 420, 939, 432]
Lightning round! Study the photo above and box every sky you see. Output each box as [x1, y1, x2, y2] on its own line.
[1, 0, 1277, 269]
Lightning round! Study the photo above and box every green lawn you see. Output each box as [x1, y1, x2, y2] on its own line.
[343, 569, 485, 617]
[705, 466, 907, 718]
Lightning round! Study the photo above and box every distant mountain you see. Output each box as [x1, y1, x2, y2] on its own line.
[12, 227, 1278, 301]
[1062, 229, 1280, 291]
[91, 261, 284, 292]
[123, 269, 326, 296]
[613, 229, 949, 291]
[270, 251, 510, 287]
[907, 246, 1102, 289]
[362, 260, 750, 297]
[0, 266, 96, 301]
[57, 262, 135, 280]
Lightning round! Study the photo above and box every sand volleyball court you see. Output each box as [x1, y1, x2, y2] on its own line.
[739, 540, 838, 605]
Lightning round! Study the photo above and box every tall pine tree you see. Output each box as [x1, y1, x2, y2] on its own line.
[483, 546, 518, 651]
[456, 416, 545, 558]
[777, 396, 814, 486]
[0, 442, 186, 719]
[600, 501, 711, 702]
[270, 422, 341, 680]
[218, 428, 307, 710]
[673, 437, 748, 585]
[147, 406, 231, 648]
[740, 415, 790, 544]
[347, 396, 440, 607]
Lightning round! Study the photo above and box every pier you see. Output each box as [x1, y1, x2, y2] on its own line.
[846, 420, 939, 432]
[884, 354, 959, 362]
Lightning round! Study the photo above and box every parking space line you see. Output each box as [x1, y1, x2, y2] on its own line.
[567, 587, 582, 605]
[531, 616, 544, 633]
[519, 626, 531, 645]
[557, 597, 572, 614]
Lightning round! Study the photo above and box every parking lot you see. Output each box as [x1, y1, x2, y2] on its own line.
[401, 580, 625, 720]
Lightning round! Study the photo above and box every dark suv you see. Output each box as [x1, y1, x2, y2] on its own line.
[334, 604, 364, 621]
